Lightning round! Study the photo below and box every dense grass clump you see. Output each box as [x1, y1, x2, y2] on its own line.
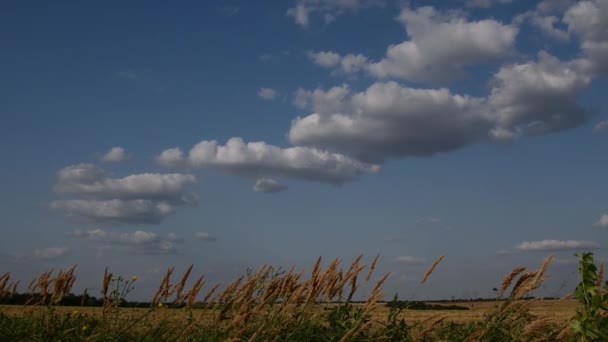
[0, 252, 606, 341]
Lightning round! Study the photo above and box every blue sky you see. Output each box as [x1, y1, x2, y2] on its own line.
[1, 0, 607, 300]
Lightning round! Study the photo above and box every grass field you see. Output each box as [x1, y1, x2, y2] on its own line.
[0, 253, 605, 341]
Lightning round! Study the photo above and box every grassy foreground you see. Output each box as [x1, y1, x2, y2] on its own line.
[0, 253, 606, 341]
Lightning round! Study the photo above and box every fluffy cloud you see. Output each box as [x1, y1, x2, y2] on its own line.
[34, 247, 68, 260]
[51, 199, 176, 225]
[564, 0, 608, 75]
[595, 214, 608, 228]
[291, 51, 591, 162]
[52, 164, 197, 225]
[156, 148, 185, 167]
[308, 51, 368, 74]
[395, 256, 426, 265]
[290, 81, 491, 162]
[515, 11, 569, 42]
[363, 7, 517, 83]
[156, 137, 379, 185]
[515, 240, 599, 251]
[253, 178, 288, 193]
[54, 164, 197, 203]
[489, 51, 590, 139]
[195, 232, 217, 242]
[258, 87, 277, 100]
[71, 229, 179, 254]
[594, 121, 608, 133]
[102, 146, 128, 162]
[287, 0, 383, 28]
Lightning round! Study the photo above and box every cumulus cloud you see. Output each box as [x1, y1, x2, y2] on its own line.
[71, 229, 179, 254]
[515, 240, 599, 251]
[290, 81, 491, 162]
[291, 51, 591, 163]
[595, 214, 608, 228]
[363, 6, 517, 83]
[258, 87, 278, 100]
[52, 199, 177, 225]
[594, 121, 608, 133]
[195, 232, 217, 242]
[489, 51, 590, 139]
[515, 11, 569, 42]
[253, 178, 288, 193]
[157, 137, 379, 185]
[564, 0, 608, 75]
[54, 164, 197, 203]
[34, 247, 68, 260]
[102, 146, 128, 162]
[156, 148, 185, 167]
[395, 256, 426, 265]
[308, 51, 368, 74]
[52, 164, 197, 225]
[287, 0, 383, 28]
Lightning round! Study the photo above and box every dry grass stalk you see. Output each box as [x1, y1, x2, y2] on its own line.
[421, 255, 445, 284]
[365, 254, 379, 282]
[339, 320, 373, 342]
[499, 266, 526, 297]
[152, 266, 175, 305]
[173, 264, 193, 304]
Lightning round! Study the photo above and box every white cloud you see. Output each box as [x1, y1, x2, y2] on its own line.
[465, 0, 513, 8]
[515, 11, 569, 42]
[34, 247, 68, 260]
[52, 164, 197, 225]
[515, 240, 599, 251]
[102, 146, 128, 162]
[287, 0, 383, 28]
[52, 199, 176, 225]
[593, 121, 608, 133]
[289, 81, 491, 162]
[537, 0, 576, 13]
[157, 137, 379, 185]
[595, 214, 608, 228]
[155, 148, 185, 167]
[308, 51, 368, 74]
[71, 229, 179, 254]
[54, 164, 197, 203]
[489, 51, 590, 138]
[308, 51, 341, 67]
[395, 256, 426, 265]
[258, 87, 278, 100]
[195, 232, 217, 242]
[364, 6, 518, 83]
[253, 178, 288, 193]
[291, 50, 591, 163]
[564, 0, 608, 75]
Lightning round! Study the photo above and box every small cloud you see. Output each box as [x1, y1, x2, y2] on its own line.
[258, 87, 277, 100]
[594, 214, 608, 228]
[515, 240, 600, 252]
[34, 247, 68, 260]
[428, 217, 441, 224]
[395, 256, 426, 265]
[102, 146, 128, 162]
[117, 70, 138, 80]
[195, 232, 217, 242]
[155, 147, 185, 167]
[258, 54, 272, 63]
[593, 121, 608, 134]
[166, 233, 184, 243]
[253, 178, 287, 193]
[496, 249, 512, 255]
